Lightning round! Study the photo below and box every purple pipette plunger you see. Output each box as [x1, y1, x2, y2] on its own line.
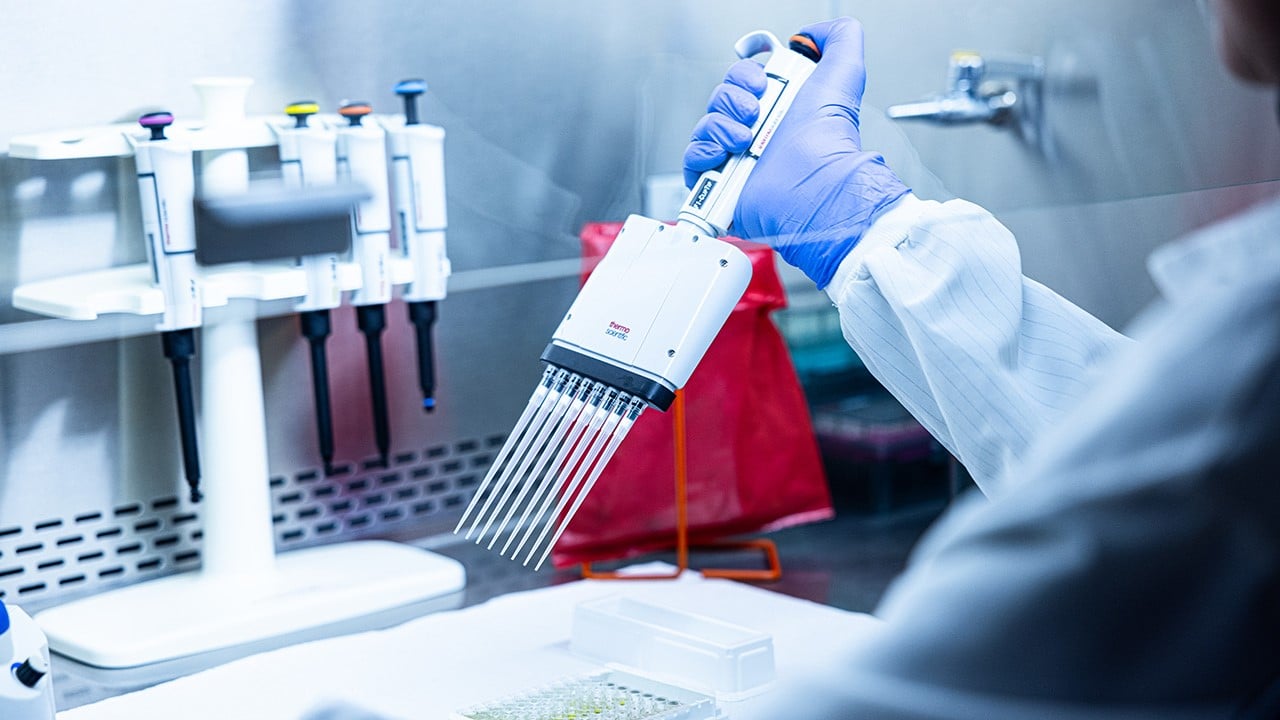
[138, 111, 174, 141]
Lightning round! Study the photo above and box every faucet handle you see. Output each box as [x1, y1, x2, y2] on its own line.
[888, 50, 1045, 149]
[948, 51, 986, 96]
[945, 51, 1044, 94]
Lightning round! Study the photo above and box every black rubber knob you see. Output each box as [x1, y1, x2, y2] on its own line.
[789, 33, 822, 62]
[339, 101, 373, 127]
[14, 657, 48, 688]
[139, 111, 175, 141]
[286, 101, 320, 129]
[394, 79, 427, 126]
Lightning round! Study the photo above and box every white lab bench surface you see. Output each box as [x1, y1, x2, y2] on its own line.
[58, 563, 882, 719]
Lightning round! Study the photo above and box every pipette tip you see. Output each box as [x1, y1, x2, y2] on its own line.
[422, 396, 436, 412]
[189, 487, 203, 504]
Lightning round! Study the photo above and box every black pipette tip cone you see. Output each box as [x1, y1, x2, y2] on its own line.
[300, 310, 337, 474]
[161, 329, 202, 504]
[356, 305, 392, 469]
[408, 300, 438, 415]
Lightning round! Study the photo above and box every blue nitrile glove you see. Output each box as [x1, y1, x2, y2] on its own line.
[684, 17, 910, 288]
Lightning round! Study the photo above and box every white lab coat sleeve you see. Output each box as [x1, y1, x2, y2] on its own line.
[754, 253, 1280, 719]
[823, 194, 1132, 493]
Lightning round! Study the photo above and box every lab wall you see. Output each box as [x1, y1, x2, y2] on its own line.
[844, 0, 1280, 326]
[0, 0, 1276, 608]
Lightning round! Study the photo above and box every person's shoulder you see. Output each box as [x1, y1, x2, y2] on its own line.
[1148, 196, 1280, 302]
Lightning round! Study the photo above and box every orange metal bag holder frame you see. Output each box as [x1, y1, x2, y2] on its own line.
[581, 389, 783, 582]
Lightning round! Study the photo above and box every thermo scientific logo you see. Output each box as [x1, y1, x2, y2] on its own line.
[605, 321, 631, 341]
[689, 178, 716, 210]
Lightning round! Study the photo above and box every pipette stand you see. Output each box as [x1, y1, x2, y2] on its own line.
[11, 79, 463, 670]
[579, 389, 783, 582]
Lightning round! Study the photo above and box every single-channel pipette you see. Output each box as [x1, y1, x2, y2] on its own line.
[335, 101, 394, 467]
[131, 111, 204, 503]
[275, 101, 342, 474]
[388, 79, 451, 412]
[456, 30, 823, 568]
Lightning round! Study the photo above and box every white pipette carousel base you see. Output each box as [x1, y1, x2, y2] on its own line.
[17, 77, 466, 672]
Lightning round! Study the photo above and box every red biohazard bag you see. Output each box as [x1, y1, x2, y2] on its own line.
[551, 222, 834, 568]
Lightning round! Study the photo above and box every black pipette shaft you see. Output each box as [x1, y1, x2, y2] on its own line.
[161, 329, 202, 503]
[408, 300, 438, 412]
[356, 304, 391, 466]
[300, 310, 336, 474]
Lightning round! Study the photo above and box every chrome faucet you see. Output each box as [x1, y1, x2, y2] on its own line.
[888, 51, 1045, 145]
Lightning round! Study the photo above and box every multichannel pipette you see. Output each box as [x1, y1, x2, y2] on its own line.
[131, 111, 204, 503]
[274, 101, 343, 474]
[335, 100, 394, 466]
[456, 30, 822, 569]
[388, 78, 451, 412]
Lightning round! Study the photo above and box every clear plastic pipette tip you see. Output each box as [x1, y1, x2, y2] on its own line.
[464, 369, 569, 540]
[532, 398, 645, 570]
[488, 378, 589, 550]
[458, 366, 650, 570]
[476, 373, 581, 546]
[522, 391, 628, 567]
[506, 381, 609, 560]
[453, 366, 556, 534]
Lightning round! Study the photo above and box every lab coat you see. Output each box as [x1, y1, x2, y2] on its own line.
[762, 194, 1280, 718]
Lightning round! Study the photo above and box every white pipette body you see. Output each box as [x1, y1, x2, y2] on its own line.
[388, 119, 450, 302]
[128, 129, 201, 332]
[334, 116, 393, 307]
[274, 118, 343, 311]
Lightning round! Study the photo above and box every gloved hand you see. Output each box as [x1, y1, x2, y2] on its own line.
[683, 17, 910, 288]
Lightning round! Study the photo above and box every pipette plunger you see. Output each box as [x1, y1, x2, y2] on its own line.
[394, 79, 426, 126]
[285, 101, 319, 129]
[139, 111, 174, 141]
[393, 78, 443, 411]
[138, 110, 203, 503]
[336, 98, 393, 467]
[283, 99, 341, 472]
[339, 101, 372, 127]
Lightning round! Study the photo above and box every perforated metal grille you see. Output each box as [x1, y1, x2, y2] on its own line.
[0, 435, 502, 610]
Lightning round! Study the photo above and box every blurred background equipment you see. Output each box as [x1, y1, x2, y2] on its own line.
[0, 600, 57, 720]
